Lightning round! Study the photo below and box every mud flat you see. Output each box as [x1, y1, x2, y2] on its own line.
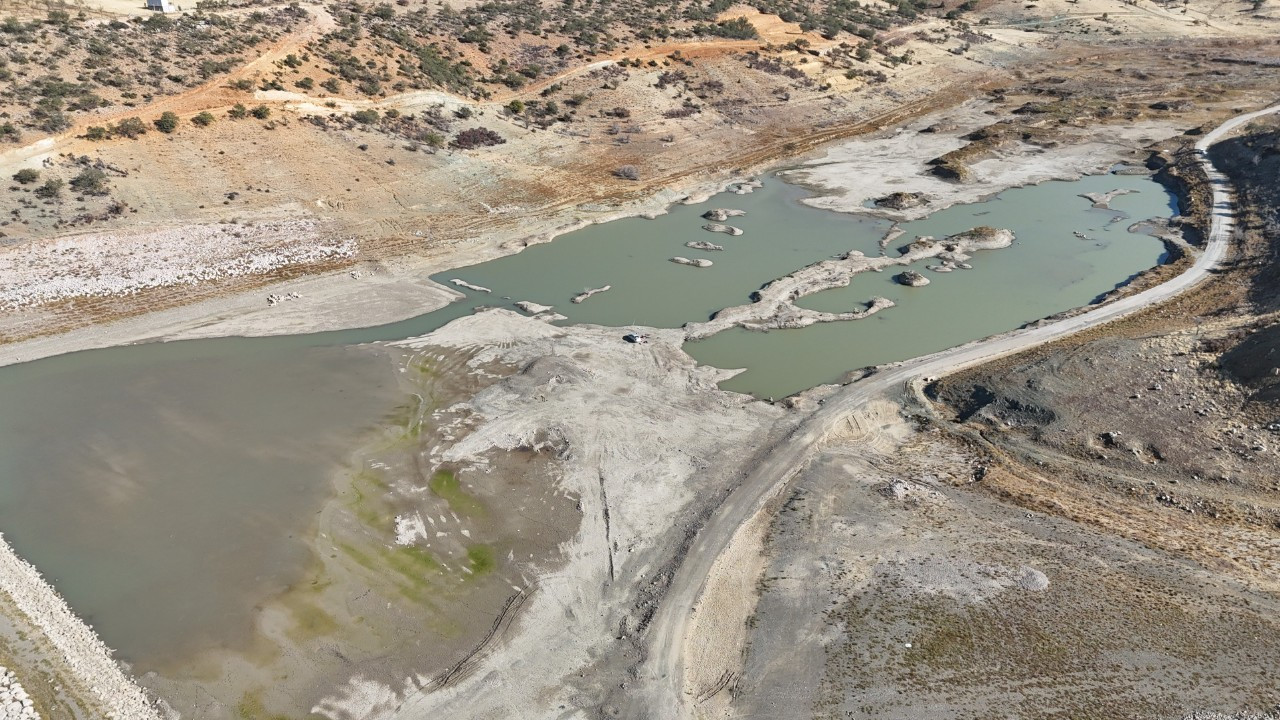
[684, 228, 1013, 340]
[782, 100, 1183, 221]
[377, 310, 792, 720]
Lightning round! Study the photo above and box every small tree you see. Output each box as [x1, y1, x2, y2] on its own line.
[70, 168, 108, 195]
[12, 168, 39, 184]
[250, 104, 271, 120]
[112, 116, 147, 138]
[228, 103, 248, 119]
[191, 111, 215, 127]
[154, 111, 180, 133]
[614, 165, 640, 180]
[34, 178, 63, 199]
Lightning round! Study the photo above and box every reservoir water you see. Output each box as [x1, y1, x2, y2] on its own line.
[0, 170, 1174, 711]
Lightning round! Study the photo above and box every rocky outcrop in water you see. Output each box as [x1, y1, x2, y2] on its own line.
[451, 279, 492, 293]
[701, 209, 747, 222]
[670, 257, 713, 268]
[684, 227, 1014, 339]
[895, 270, 930, 287]
[874, 192, 929, 211]
[571, 285, 611, 304]
[685, 240, 724, 252]
[702, 224, 743, 236]
[727, 180, 763, 195]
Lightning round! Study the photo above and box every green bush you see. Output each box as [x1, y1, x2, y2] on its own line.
[70, 167, 108, 195]
[191, 111, 215, 127]
[250, 104, 271, 119]
[112, 116, 147, 138]
[12, 168, 39, 184]
[34, 178, 63, 199]
[154, 111, 180, 133]
[351, 108, 380, 124]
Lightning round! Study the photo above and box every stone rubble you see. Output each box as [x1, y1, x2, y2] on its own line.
[0, 668, 38, 720]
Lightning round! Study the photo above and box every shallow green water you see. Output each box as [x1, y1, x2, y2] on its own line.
[0, 170, 1172, 695]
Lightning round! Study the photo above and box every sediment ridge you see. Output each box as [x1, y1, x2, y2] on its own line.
[684, 227, 1014, 339]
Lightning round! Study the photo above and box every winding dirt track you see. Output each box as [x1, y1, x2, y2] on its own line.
[627, 102, 1280, 720]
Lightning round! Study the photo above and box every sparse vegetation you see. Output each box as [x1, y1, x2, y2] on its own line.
[12, 168, 39, 185]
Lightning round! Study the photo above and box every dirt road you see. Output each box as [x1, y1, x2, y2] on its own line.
[626, 101, 1280, 720]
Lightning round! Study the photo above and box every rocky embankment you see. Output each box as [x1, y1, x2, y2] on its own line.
[0, 535, 161, 720]
[684, 227, 1013, 339]
[0, 220, 354, 311]
[0, 669, 37, 720]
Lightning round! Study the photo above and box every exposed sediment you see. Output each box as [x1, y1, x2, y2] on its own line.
[1080, 188, 1137, 209]
[670, 257, 714, 268]
[451, 279, 492, 293]
[514, 301, 555, 315]
[702, 224, 743, 236]
[701, 209, 747, 222]
[685, 241, 725, 252]
[684, 227, 1013, 339]
[0, 535, 162, 720]
[571, 285, 611, 303]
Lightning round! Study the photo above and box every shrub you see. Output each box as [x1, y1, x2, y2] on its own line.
[191, 111, 215, 127]
[295, 77, 314, 90]
[320, 78, 341, 93]
[34, 178, 63, 199]
[70, 168, 108, 195]
[351, 108, 380, 124]
[250, 104, 271, 119]
[228, 103, 248, 119]
[450, 127, 505, 149]
[12, 168, 39, 184]
[112, 116, 147, 138]
[506, 99, 524, 115]
[154, 111, 180, 133]
[85, 126, 108, 140]
[614, 165, 640, 180]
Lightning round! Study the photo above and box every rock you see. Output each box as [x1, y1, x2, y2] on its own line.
[670, 256, 713, 268]
[874, 192, 929, 210]
[700, 208, 746, 222]
[684, 240, 724, 252]
[701, 223, 743, 236]
[894, 270, 930, 287]
[571, 285, 611, 304]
